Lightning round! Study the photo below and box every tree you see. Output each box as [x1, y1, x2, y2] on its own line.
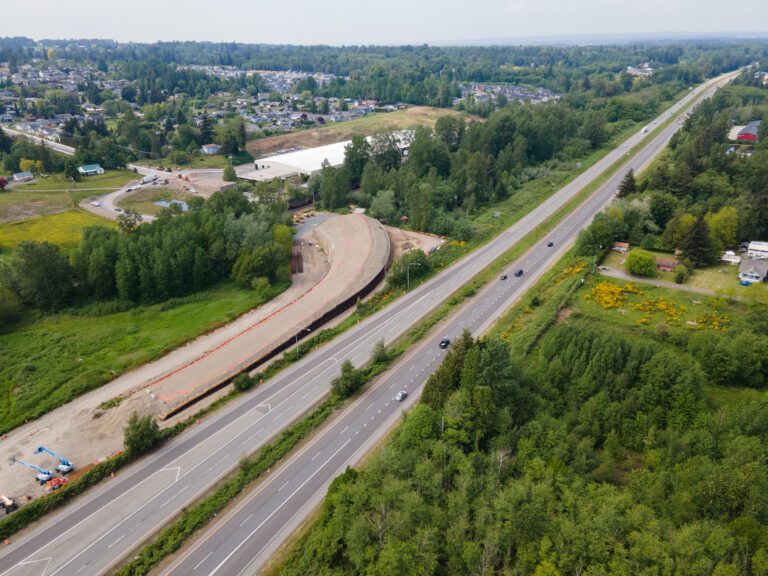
[223, 164, 237, 182]
[616, 169, 637, 198]
[331, 360, 365, 398]
[7, 241, 73, 309]
[625, 248, 657, 277]
[64, 160, 81, 182]
[123, 412, 162, 457]
[117, 208, 143, 233]
[682, 215, 716, 266]
[343, 135, 371, 188]
[0, 126, 11, 154]
[199, 112, 213, 144]
[368, 189, 396, 222]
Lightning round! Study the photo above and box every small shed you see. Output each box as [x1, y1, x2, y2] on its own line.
[656, 257, 679, 273]
[12, 171, 34, 182]
[612, 242, 629, 254]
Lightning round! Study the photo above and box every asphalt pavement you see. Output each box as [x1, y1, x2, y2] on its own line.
[0, 71, 737, 576]
[162, 71, 739, 576]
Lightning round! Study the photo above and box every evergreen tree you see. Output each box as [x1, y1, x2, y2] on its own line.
[199, 112, 213, 144]
[682, 215, 716, 266]
[616, 168, 637, 198]
[0, 126, 11, 154]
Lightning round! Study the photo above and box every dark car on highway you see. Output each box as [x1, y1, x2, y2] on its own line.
[514, 269, 524, 277]
[439, 338, 451, 349]
[500, 274, 508, 280]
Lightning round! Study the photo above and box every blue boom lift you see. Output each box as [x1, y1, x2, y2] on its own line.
[33, 446, 74, 474]
[10, 457, 53, 483]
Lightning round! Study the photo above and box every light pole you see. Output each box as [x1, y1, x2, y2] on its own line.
[295, 327, 311, 345]
[406, 262, 421, 291]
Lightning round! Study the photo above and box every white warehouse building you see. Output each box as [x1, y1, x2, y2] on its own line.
[240, 131, 413, 182]
[747, 241, 768, 260]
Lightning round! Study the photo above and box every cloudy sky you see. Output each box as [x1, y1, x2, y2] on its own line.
[4, 0, 767, 45]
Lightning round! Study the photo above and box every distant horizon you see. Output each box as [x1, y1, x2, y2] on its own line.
[4, 0, 767, 47]
[3, 30, 768, 49]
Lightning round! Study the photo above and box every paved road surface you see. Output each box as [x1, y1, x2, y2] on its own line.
[163, 72, 739, 576]
[0, 71, 736, 576]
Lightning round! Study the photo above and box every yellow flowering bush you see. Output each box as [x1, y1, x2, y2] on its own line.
[585, 282, 642, 309]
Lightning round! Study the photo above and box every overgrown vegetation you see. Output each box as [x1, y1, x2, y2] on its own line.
[277, 261, 768, 575]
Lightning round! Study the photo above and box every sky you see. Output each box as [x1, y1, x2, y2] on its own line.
[4, 0, 767, 45]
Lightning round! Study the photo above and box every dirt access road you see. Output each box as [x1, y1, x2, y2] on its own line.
[0, 213, 389, 499]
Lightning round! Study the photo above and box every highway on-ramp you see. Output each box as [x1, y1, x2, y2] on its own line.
[0, 71, 735, 576]
[163, 72, 739, 576]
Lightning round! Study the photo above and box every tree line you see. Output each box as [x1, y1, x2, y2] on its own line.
[0, 189, 293, 328]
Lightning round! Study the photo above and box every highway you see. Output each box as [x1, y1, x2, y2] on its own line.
[163, 72, 738, 576]
[0, 71, 735, 576]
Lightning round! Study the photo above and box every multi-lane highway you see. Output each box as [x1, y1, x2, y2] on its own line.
[0, 71, 735, 576]
[163, 72, 739, 576]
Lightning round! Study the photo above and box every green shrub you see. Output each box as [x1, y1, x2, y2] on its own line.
[625, 249, 657, 277]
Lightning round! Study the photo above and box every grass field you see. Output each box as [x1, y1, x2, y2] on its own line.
[134, 150, 253, 170]
[0, 282, 283, 435]
[0, 170, 137, 224]
[0, 211, 116, 253]
[116, 187, 196, 216]
[247, 107, 473, 158]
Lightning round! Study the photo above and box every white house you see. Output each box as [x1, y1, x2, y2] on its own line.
[78, 164, 104, 177]
[739, 259, 768, 283]
[200, 143, 220, 155]
[721, 251, 741, 266]
[12, 171, 34, 182]
[747, 241, 768, 260]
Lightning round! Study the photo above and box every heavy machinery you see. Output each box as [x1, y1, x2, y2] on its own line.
[33, 446, 74, 474]
[0, 494, 16, 514]
[10, 457, 53, 484]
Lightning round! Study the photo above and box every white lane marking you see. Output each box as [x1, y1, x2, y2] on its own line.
[278, 481, 290, 492]
[239, 513, 254, 528]
[207, 440, 351, 576]
[365, 402, 374, 411]
[107, 534, 125, 550]
[341, 426, 349, 434]
[193, 551, 213, 571]
[311, 451, 322, 461]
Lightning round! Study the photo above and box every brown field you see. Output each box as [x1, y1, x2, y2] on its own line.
[247, 106, 475, 158]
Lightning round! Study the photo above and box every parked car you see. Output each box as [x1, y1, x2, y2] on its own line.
[395, 391, 408, 402]
[598, 266, 610, 271]
[90, 201, 101, 207]
[739, 280, 752, 287]
[439, 338, 451, 349]
[114, 207, 122, 212]
[514, 269, 524, 277]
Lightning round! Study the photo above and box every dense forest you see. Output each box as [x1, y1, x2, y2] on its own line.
[0, 188, 293, 327]
[280, 311, 768, 574]
[576, 66, 768, 272]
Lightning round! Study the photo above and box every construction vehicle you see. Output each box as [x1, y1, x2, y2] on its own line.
[0, 495, 17, 514]
[33, 446, 74, 474]
[10, 457, 53, 484]
[45, 478, 68, 492]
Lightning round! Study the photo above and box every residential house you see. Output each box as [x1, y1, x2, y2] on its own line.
[200, 143, 220, 155]
[739, 259, 768, 283]
[737, 121, 761, 142]
[78, 164, 104, 176]
[13, 171, 34, 182]
[612, 242, 630, 254]
[747, 241, 768, 259]
[721, 251, 741, 266]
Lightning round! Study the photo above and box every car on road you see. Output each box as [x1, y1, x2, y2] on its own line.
[547, 241, 554, 247]
[439, 338, 451, 349]
[395, 391, 408, 402]
[514, 269, 524, 277]
[90, 201, 101, 207]
[500, 274, 508, 280]
[114, 207, 122, 212]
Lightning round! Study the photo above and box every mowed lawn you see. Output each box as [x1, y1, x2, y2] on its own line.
[0, 283, 277, 435]
[0, 170, 137, 224]
[117, 187, 196, 216]
[247, 107, 474, 157]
